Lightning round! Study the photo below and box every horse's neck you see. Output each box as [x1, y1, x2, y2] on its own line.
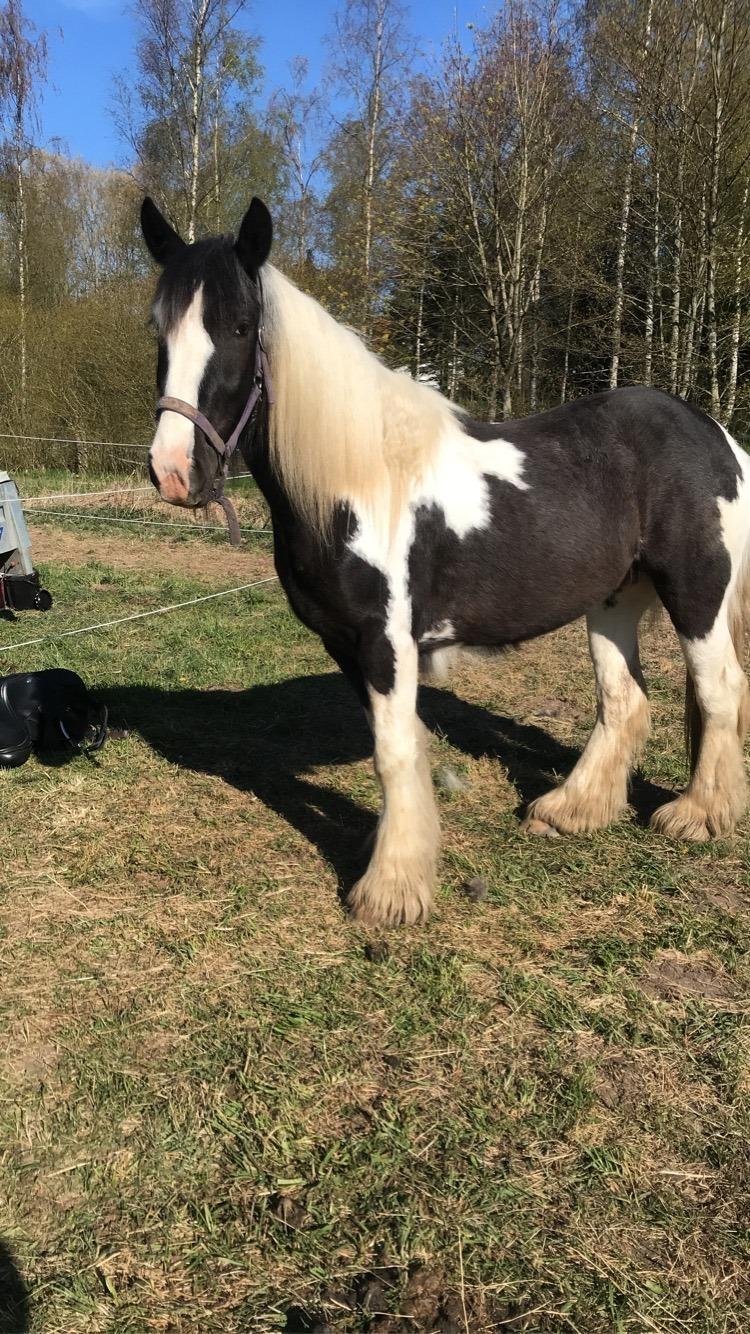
[241, 411, 299, 528]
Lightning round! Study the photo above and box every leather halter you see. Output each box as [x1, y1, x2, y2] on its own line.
[155, 326, 274, 546]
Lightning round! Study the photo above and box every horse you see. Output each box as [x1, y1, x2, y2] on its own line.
[140, 195, 750, 927]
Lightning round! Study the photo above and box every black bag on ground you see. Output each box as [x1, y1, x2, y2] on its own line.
[0, 669, 107, 768]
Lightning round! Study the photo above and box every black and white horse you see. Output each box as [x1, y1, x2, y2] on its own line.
[141, 196, 750, 927]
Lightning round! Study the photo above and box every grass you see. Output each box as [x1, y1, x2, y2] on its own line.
[1, 506, 750, 1331]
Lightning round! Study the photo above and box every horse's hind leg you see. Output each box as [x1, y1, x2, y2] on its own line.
[523, 578, 656, 835]
[650, 606, 750, 840]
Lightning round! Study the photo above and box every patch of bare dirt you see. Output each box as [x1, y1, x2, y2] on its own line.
[641, 949, 739, 1004]
[288, 1261, 512, 1332]
[690, 884, 750, 915]
[1, 1036, 59, 1088]
[595, 1053, 646, 1111]
[28, 522, 275, 584]
[521, 694, 585, 724]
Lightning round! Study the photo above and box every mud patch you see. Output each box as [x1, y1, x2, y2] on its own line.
[690, 884, 750, 916]
[641, 950, 739, 1005]
[1, 1038, 59, 1088]
[595, 1053, 646, 1111]
[288, 1261, 521, 1330]
[521, 694, 583, 724]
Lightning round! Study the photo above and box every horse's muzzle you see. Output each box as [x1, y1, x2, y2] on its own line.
[156, 472, 190, 505]
[148, 443, 215, 509]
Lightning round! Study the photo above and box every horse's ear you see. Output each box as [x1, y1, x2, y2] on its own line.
[140, 197, 186, 266]
[235, 198, 273, 276]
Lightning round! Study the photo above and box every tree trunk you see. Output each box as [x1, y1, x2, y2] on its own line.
[610, 115, 639, 388]
[669, 20, 702, 395]
[724, 177, 749, 425]
[362, 0, 385, 335]
[527, 196, 547, 413]
[212, 79, 221, 230]
[668, 163, 684, 394]
[448, 290, 459, 400]
[706, 0, 727, 417]
[15, 137, 26, 429]
[561, 212, 581, 403]
[644, 162, 660, 385]
[610, 0, 653, 389]
[414, 274, 425, 380]
[187, 0, 211, 243]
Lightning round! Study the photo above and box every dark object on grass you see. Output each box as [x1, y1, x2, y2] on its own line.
[0, 670, 107, 768]
[462, 876, 488, 903]
[284, 1307, 331, 1333]
[364, 939, 390, 963]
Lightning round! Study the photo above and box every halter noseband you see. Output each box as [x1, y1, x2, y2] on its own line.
[155, 325, 274, 546]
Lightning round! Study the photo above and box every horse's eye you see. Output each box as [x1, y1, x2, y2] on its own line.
[234, 322, 250, 338]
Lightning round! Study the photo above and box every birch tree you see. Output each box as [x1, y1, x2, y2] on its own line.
[269, 58, 326, 270]
[114, 0, 267, 240]
[0, 0, 46, 428]
[326, 0, 410, 334]
[397, 2, 574, 415]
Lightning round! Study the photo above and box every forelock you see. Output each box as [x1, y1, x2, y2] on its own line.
[151, 236, 256, 335]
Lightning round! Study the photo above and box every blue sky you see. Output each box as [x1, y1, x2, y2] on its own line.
[26, 0, 490, 168]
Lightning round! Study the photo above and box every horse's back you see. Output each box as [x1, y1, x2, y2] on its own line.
[412, 387, 747, 648]
[476, 386, 740, 500]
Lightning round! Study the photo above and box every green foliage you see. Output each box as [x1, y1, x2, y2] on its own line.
[0, 0, 748, 454]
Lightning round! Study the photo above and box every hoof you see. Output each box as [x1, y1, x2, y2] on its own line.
[346, 864, 433, 927]
[521, 815, 561, 839]
[524, 784, 625, 835]
[650, 798, 712, 842]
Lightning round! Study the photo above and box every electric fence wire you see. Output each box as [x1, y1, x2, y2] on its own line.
[21, 473, 255, 503]
[0, 576, 280, 654]
[25, 508, 273, 535]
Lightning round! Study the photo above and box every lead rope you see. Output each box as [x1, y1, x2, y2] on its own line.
[212, 492, 242, 545]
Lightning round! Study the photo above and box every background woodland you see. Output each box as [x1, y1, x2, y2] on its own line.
[0, 0, 749, 456]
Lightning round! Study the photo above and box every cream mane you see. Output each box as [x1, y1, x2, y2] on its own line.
[262, 265, 456, 534]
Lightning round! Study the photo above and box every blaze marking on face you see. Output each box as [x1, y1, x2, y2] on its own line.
[149, 284, 215, 503]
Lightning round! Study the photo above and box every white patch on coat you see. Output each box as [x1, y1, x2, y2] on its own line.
[150, 285, 214, 485]
[348, 426, 528, 577]
[419, 619, 455, 644]
[348, 422, 529, 704]
[707, 421, 750, 629]
[419, 619, 459, 681]
[412, 427, 529, 540]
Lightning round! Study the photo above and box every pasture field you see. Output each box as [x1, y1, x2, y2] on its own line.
[1, 509, 750, 1332]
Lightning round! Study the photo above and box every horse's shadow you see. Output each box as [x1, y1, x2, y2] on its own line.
[0, 1240, 29, 1332]
[103, 672, 672, 891]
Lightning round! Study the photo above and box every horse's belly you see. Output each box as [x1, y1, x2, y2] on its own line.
[421, 547, 637, 649]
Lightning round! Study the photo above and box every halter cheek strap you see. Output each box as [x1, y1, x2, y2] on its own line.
[155, 329, 275, 546]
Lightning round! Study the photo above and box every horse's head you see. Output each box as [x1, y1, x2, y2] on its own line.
[140, 197, 273, 507]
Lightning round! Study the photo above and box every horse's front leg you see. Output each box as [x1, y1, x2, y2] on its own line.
[347, 632, 440, 927]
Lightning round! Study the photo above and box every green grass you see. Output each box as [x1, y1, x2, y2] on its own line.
[1, 520, 750, 1331]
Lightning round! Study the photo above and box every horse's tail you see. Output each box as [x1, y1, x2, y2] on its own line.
[685, 549, 750, 773]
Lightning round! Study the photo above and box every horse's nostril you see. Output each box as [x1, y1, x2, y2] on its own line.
[148, 457, 160, 490]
